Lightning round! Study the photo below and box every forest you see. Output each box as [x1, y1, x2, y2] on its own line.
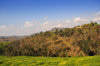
[0, 22, 100, 57]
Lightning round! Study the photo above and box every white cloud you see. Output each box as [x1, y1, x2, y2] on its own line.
[95, 11, 100, 16]
[73, 17, 90, 26]
[43, 21, 49, 25]
[73, 17, 89, 23]
[74, 17, 81, 22]
[93, 17, 100, 21]
[55, 24, 62, 28]
[0, 11, 100, 36]
[0, 25, 7, 29]
[43, 17, 48, 21]
[42, 21, 54, 31]
[66, 20, 71, 23]
[73, 17, 87, 22]
[42, 21, 62, 31]
[92, 11, 100, 22]
[24, 22, 34, 27]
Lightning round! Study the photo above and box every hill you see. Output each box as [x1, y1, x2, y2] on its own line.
[0, 22, 100, 57]
[0, 36, 24, 43]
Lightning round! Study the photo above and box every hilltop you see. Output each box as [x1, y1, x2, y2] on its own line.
[0, 22, 100, 57]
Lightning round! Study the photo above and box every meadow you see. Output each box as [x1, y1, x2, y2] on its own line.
[0, 55, 100, 66]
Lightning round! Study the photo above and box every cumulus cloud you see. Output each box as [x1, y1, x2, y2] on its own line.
[42, 21, 63, 31]
[93, 17, 100, 22]
[0, 11, 100, 36]
[56, 24, 62, 28]
[42, 21, 50, 29]
[73, 17, 88, 23]
[42, 21, 55, 31]
[95, 11, 100, 16]
[24, 22, 34, 27]
[0, 25, 7, 29]
[0, 22, 36, 36]
[66, 20, 71, 23]
[74, 17, 81, 22]
[43, 16, 48, 21]
[92, 11, 100, 22]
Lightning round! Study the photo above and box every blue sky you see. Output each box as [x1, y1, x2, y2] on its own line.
[0, 0, 100, 36]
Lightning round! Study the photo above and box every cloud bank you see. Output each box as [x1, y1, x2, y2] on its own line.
[0, 11, 100, 36]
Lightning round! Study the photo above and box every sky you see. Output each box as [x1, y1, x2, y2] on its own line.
[0, 0, 100, 36]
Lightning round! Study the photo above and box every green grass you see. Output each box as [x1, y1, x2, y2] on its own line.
[0, 55, 100, 66]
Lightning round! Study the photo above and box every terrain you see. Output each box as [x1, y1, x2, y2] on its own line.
[0, 55, 100, 66]
[0, 22, 100, 66]
[0, 22, 100, 57]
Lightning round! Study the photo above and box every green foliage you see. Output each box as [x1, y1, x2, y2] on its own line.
[43, 31, 51, 37]
[64, 28, 74, 37]
[50, 34, 58, 40]
[0, 42, 10, 55]
[0, 55, 100, 66]
[78, 39, 90, 55]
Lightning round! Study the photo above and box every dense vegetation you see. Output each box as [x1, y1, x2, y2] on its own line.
[0, 55, 100, 66]
[0, 22, 100, 57]
[0, 42, 10, 55]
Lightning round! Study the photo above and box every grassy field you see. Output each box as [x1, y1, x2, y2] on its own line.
[0, 55, 100, 66]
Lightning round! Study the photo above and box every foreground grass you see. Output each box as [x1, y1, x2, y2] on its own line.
[0, 55, 100, 66]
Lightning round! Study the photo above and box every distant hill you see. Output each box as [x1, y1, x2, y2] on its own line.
[0, 36, 24, 42]
[50, 27, 65, 31]
[0, 36, 24, 38]
[0, 22, 100, 57]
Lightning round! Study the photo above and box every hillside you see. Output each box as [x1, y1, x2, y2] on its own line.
[0, 22, 100, 57]
[0, 55, 100, 66]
